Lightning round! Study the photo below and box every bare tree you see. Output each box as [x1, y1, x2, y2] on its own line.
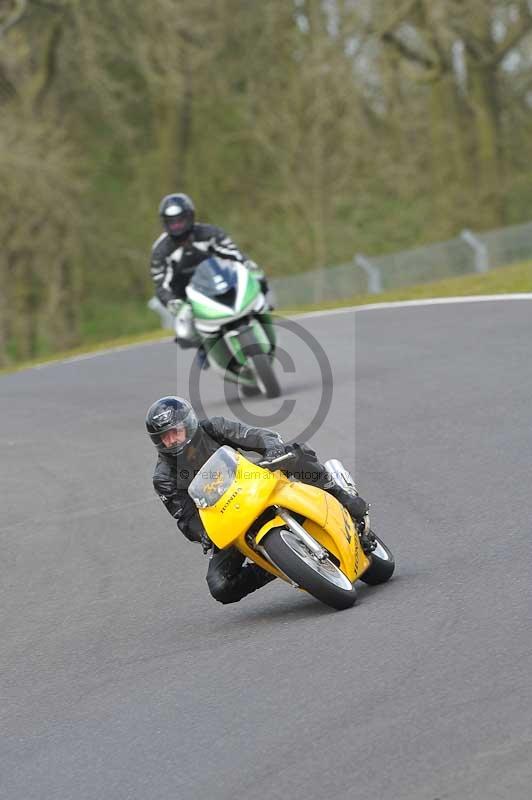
[373, 0, 532, 231]
[0, 0, 84, 364]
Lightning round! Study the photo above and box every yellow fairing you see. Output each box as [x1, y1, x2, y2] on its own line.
[197, 452, 278, 548]
[197, 451, 370, 583]
[264, 481, 370, 582]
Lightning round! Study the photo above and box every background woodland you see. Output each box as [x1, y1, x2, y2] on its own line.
[2, 0, 532, 363]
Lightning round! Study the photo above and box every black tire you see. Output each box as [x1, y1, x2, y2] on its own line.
[223, 380, 240, 402]
[239, 328, 281, 398]
[360, 533, 395, 585]
[262, 527, 357, 610]
[239, 382, 261, 398]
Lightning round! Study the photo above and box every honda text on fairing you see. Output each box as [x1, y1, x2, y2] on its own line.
[189, 449, 395, 610]
[175, 256, 281, 398]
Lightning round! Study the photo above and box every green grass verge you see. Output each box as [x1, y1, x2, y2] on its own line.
[0, 327, 171, 376]
[279, 260, 532, 315]
[2, 260, 531, 375]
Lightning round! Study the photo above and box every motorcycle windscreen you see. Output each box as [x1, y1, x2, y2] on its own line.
[189, 257, 238, 298]
[188, 446, 238, 509]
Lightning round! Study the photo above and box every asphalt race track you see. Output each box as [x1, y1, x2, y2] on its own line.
[1, 298, 531, 800]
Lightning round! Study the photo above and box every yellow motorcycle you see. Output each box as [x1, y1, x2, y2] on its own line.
[188, 447, 395, 610]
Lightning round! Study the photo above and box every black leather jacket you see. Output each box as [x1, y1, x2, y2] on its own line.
[150, 223, 246, 305]
[152, 416, 284, 541]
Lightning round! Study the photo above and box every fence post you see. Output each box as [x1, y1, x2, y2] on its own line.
[460, 229, 490, 273]
[355, 254, 382, 294]
[313, 267, 325, 304]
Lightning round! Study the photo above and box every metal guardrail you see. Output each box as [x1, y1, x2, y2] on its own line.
[149, 221, 532, 319]
[270, 220, 532, 307]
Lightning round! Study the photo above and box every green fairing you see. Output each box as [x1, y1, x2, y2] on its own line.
[189, 271, 261, 321]
[189, 297, 229, 320]
[189, 267, 275, 389]
[204, 336, 233, 370]
[250, 319, 271, 353]
[239, 272, 260, 311]
[225, 335, 247, 366]
[256, 312, 276, 350]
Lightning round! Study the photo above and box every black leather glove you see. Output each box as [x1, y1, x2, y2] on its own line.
[264, 443, 287, 461]
[158, 288, 175, 307]
[185, 516, 213, 553]
[167, 298, 183, 316]
[200, 529, 213, 554]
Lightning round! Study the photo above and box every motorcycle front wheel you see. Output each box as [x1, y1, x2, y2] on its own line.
[262, 527, 357, 610]
[238, 328, 281, 398]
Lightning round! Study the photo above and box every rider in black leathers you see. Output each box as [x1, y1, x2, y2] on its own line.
[146, 396, 368, 605]
[150, 194, 268, 366]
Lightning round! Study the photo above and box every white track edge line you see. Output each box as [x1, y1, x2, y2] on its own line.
[293, 292, 532, 320]
[8, 293, 532, 372]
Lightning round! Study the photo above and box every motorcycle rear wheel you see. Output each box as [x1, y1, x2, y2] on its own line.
[262, 527, 357, 610]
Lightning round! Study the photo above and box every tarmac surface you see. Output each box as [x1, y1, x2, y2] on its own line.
[1, 298, 531, 800]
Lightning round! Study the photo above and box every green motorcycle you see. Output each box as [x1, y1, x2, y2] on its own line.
[177, 257, 281, 398]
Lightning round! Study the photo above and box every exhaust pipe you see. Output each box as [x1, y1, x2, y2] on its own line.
[324, 459, 359, 496]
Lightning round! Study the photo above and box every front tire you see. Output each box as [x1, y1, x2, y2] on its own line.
[239, 328, 281, 398]
[239, 382, 261, 398]
[262, 527, 357, 610]
[360, 533, 395, 585]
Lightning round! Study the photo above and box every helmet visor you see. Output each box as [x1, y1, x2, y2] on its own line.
[160, 426, 188, 450]
[165, 215, 190, 236]
[154, 406, 198, 455]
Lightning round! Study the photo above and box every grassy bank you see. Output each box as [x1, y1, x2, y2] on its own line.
[279, 260, 532, 315]
[2, 261, 531, 375]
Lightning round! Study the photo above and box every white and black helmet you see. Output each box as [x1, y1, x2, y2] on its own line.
[159, 193, 195, 240]
[145, 396, 199, 456]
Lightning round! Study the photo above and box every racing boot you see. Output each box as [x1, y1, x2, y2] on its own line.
[326, 485, 376, 554]
[195, 344, 209, 370]
[325, 483, 368, 525]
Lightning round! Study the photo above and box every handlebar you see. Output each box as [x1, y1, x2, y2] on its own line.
[258, 452, 297, 468]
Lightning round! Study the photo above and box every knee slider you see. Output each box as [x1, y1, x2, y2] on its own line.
[206, 572, 236, 604]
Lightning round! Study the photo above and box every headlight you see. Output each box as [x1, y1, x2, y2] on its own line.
[188, 446, 238, 508]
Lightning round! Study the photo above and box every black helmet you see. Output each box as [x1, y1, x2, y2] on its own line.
[159, 193, 195, 240]
[145, 396, 199, 456]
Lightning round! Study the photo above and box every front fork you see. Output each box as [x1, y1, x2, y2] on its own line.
[199, 312, 276, 380]
[256, 311, 276, 355]
[224, 316, 275, 366]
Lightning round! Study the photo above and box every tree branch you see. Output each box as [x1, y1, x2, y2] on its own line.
[493, 11, 532, 65]
[29, 0, 68, 11]
[462, 34, 491, 63]
[30, 0, 66, 10]
[377, 0, 420, 38]
[0, 65, 18, 102]
[375, 0, 444, 74]
[0, 0, 28, 38]
[382, 30, 437, 70]
[34, 18, 64, 111]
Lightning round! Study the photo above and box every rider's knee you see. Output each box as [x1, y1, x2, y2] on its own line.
[206, 572, 238, 604]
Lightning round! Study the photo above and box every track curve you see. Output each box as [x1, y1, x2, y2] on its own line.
[1, 298, 531, 800]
